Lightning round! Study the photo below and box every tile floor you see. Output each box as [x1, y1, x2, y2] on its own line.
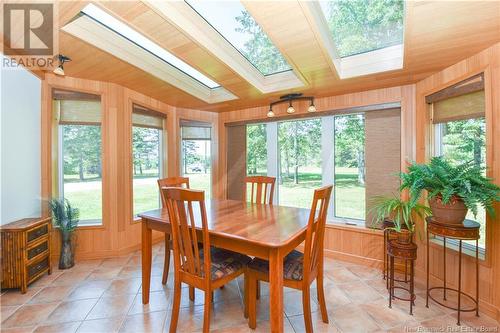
[1, 243, 498, 332]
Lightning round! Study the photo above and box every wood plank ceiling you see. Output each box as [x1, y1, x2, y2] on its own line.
[54, 1, 500, 112]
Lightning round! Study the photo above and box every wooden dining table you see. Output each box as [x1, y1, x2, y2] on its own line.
[139, 198, 311, 333]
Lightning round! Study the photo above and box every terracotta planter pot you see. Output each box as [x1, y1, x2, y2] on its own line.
[396, 229, 412, 245]
[428, 196, 468, 225]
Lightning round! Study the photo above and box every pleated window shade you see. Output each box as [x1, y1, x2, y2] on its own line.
[132, 105, 165, 130]
[181, 121, 211, 140]
[58, 100, 101, 125]
[427, 73, 485, 124]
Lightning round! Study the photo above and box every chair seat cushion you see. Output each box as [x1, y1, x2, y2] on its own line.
[248, 250, 304, 281]
[198, 247, 251, 280]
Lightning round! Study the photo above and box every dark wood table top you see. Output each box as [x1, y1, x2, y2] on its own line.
[139, 199, 311, 248]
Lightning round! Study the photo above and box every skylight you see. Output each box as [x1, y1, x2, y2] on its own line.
[80, 3, 220, 89]
[185, 1, 291, 76]
[318, 0, 404, 58]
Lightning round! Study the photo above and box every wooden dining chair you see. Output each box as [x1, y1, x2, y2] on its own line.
[163, 187, 251, 333]
[245, 185, 333, 333]
[245, 176, 276, 204]
[244, 175, 276, 300]
[157, 177, 190, 286]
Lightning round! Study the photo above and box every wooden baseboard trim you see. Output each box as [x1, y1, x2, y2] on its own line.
[51, 234, 164, 261]
[323, 248, 383, 269]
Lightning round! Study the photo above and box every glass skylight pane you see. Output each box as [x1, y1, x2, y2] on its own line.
[81, 3, 220, 89]
[185, 1, 291, 76]
[319, 0, 404, 58]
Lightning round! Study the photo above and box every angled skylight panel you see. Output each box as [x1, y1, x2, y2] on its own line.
[81, 3, 220, 89]
[318, 0, 404, 58]
[185, 0, 291, 76]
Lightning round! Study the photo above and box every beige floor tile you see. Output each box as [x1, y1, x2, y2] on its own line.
[346, 265, 382, 280]
[323, 266, 359, 284]
[50, 272, 90, 287]
[449, 311, 500, 330]
[419, 314, 473, 331]
[288, 311, 341, 333]
[1, 305, 21, 322]
[119, 311, 167, 333]
[66, 280, 111, 301]
[2, 303, 60, 328]
[128, 292, 172, 315]
[360, 298, 416, 329]
[329, 303, 381, 332]
[0, 327, 36, 333]
[118, 266, 142, 278]
[86, 295, 135, 320]
[337, 280, 384, 304]
[27, 286, 74, 304]
[99, 257, 131, 269]
[86, 267, 122, 281]
[102, 278, 142, 297]
[0, 288, 42, 306]
[33, 321, 81, 333]
[283, 290, 319, 317]
[29, 273, 63, 288]
[76, 317, 125, 333]
[44, 299, 98, 324]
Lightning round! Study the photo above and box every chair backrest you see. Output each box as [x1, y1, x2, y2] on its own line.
[162, 187, 210, 282]
[157, 177, 190, 207]
[302, 185, 333, 282]
[245, 176, 276, 204]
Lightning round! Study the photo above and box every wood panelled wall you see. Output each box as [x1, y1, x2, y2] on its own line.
[414, 42, 500, 320]
[41, 74, 219, 259]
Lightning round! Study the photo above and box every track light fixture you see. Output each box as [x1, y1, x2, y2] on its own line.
[267, 93, 315, 117]
[53, 54, 71, 76]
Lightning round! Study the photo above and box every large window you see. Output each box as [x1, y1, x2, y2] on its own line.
[56, 96, 103, 225]
[245, 108, 398, 225]
[132, 105, 165, 215]
[435, 119, 486, 249]
[334, 114, 365, 220]
[430, 74, 486, 250]
[278, 119, 322, 209]
[181, 123, 212, 198]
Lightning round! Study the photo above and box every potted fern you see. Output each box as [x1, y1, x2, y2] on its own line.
[400, 157, 500, 224]
[49, 198, 79, 269]
[371, 196, 431, 244]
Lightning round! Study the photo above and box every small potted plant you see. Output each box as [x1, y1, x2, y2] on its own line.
[49, 198, 79, 269]
[400, 157, 500, 224]
[371, 196, 431, 244]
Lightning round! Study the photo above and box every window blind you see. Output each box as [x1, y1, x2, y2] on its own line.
[431, 90, 485, 124]
[427, 73, 485, 124]
[58, 100, 101, 125]
[181, 120, 212, 140]
[132, 104, 165, 129]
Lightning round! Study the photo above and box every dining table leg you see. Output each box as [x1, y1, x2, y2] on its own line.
[269, 247, 284, 333]
[142, 221, 152, 304]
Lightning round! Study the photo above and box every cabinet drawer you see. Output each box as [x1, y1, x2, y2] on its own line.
[27, 224, 48, 243]
[27, 257, 49, 281]
[27, 241, 48, 260]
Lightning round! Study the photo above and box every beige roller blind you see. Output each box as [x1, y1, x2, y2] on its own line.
[431, 90, 485, 124]
[226, 125, 246, 201]
[132, 104, 165, 129]
[59, 100, 101, 125]
[181, 120, 212, 140]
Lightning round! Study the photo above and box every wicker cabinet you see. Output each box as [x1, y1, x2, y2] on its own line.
[1, 217, 52, 293]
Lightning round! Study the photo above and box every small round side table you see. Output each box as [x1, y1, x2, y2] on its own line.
[388, 239, 417, 314]
[383, 220, 409, 289]
[425, 217, 480, 325]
